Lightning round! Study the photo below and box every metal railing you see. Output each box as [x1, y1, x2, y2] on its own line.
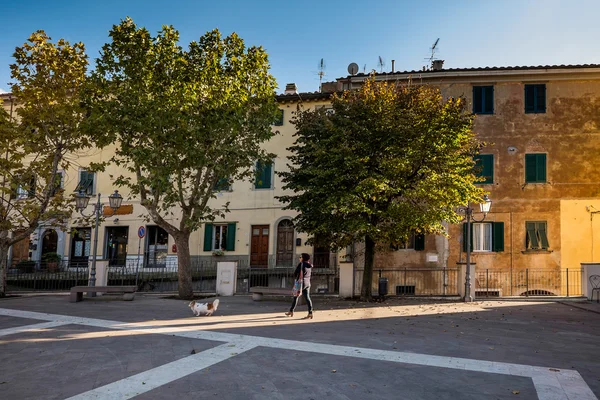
[7, 261, 89, 291]
[354, 268, 460, 297]
[236, 265, 339, 295]
[475, 268, 583, 297]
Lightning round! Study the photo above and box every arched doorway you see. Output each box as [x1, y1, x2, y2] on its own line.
[276, 219, 294, 267]
[41, 229, 58, 257]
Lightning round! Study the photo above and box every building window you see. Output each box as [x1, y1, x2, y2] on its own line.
[524, 84, 546, 114]
[525, 153, 546, 183]
[12, 174, 36, 200]
[464, 222, 504, 252]
[76, 170, 95, 195]
[315, 105, 335, 115]
[105, 226, 128, 266]
[526, 221, 549, 250]
[213, 177, 231, 192]
[255, 161, 273, 189]
[473, 86, 494, 114]
[203, 223, 236, 252]
[474, 154, 494, 184]
[213, 225, 228, 251]
[273, 109, 284, 126]
[472, 223, 492, 252]
[391, 233, 416, 250]
[146, 226, 168, 267]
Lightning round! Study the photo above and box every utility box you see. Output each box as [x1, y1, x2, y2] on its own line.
[378, 277, 388, 296]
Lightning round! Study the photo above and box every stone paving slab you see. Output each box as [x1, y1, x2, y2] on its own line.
[0, 295, 599, 399]
[0, 314, 42, 329]
[0, 322, 218, 400]
[134, 346, 537, 400]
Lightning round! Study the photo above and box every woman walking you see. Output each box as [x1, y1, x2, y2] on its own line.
[285, 253, 313, 319]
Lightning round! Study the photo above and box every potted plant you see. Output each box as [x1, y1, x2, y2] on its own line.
[212, 249, 225, 257]
[42, 252, 62, 272]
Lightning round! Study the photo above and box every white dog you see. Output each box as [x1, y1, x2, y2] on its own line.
[188, 299, 220, 316]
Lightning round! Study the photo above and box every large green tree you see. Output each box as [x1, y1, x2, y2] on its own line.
[279, 79, 484, 300]
[0, 32, 90, 296]
[84, 18, 278, 299]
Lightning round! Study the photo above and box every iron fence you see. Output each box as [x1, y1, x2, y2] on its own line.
[354, 268, 461, 297]
[7, 261, 89, 291]
[475, 268, 582, 297]
[237, 265, 339, 295]
[108, 260, 222, 293]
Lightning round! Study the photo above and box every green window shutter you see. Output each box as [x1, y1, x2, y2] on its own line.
[214, 177, 229, 191]
[484, 86, 494, 114]
[462, 223, 473, 252]
[203, 224, 213, 251]
[226, 222, 236, 251]
[525, 85, 535, 113]
[414, 234, 425, 251]
[537, 222, 549, 249]
[492, 222, 504, 252]
[473, 86, 482, 114]
[273, 109, 284, 126]
[525, 154, 538, 183]
[537, 154, 547, 182]
[474, 154, 493, 184]
[536, 85, 546, 113]
[526, 222, 538, 249]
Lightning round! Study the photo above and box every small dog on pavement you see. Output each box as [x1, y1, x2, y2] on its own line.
[188, 299, 220, 316]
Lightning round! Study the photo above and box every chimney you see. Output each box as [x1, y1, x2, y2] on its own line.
[431, 60, 444, 71]
[284, 83, 297, 95]
[391, 59, 395, 73]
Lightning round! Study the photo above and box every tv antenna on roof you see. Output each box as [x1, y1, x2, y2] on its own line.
[378, 56, 385, 73]
[317, 58, 326, 91]
[428, 38, 440, 64]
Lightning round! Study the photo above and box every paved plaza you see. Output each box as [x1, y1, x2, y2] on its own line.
[0, 294, 599, 399]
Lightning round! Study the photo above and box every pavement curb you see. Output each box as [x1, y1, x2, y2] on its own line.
[558, 301, 600, 315]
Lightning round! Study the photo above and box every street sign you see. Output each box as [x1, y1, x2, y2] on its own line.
[138, 226, 146, 239]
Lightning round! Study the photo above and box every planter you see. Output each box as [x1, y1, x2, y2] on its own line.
[47, 262, 58, 273]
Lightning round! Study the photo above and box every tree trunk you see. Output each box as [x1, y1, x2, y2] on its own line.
[361, 235, 375, 301]
[0, 244, 9, 298]
[174, 233, 194, 299]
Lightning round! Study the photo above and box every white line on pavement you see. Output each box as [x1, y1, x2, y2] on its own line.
[0, 308, 596, 400]
[0, 321, 69, 337]
[64, 341, 256, 400]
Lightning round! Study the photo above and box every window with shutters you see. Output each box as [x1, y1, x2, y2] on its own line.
[473, 86, 494, 114]
[472, 223, 492, 252]
[526, 221, 549, 250]
[13, 174, 36, 200]
[525, 153, 547, 183]
[254, 161, 273, 189]
[463, 222, 504, 252]
[204, 222, 236, 252]
[524, 84, 546, 113]
[76, 170, 95, 195]
[474, 154, 494, 184]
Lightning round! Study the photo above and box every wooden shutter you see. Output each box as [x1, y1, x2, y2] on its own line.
[203, 224, 213, 251]
[274, 109, 284, 126]
[226, 223, 236, 251]
[462, 223, 473, 252]
[525, 154, 538, 183]
[255, 161, 272, 189]
[537, 222, 549, 249]
[526, 222, 538, 249]
[525, 85, 535, 113]
[484, 86, 494, 114]
[481, 154, 493, 183]
[536, 154, 547, 182]
[492, 222, 504, 252]
[473, 86, 482, 114]
[536, 85, 546, 113]
[414, 234, 425, 251]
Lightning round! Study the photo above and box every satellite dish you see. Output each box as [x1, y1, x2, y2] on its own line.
[348, 63, 359, 75]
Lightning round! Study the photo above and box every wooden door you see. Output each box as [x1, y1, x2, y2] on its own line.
[11, 235, 30, 266]
[250, 225, 269, 267]
[276, 220, 294, 267]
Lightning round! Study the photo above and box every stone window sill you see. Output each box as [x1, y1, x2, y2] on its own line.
[521, 249, 553, 254]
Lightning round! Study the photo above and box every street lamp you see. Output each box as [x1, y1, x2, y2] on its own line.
[459, 194, 492, 302]
[74, 190, 123, 296]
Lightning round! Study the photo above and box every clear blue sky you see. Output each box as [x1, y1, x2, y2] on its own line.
[1, 0, 599, 94]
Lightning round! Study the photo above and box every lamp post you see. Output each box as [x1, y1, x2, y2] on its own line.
[460, 194, 492, 302]
[74, 190, 123, 296]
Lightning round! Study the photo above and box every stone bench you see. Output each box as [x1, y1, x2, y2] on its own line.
[70, 286, 137, 303]
[249, 286, 306, 305]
